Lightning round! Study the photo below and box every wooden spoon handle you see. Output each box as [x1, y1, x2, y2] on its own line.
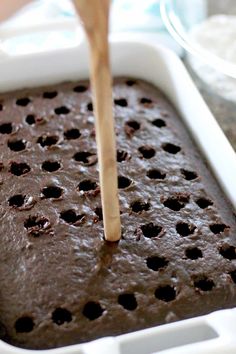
[91, 45, 121, 242]
[74, 0, 121, 242]
[74, 0, 110, 38]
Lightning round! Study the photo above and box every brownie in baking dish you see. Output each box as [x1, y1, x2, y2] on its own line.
[0, 78, 236, 349]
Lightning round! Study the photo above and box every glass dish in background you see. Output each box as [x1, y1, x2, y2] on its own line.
[161, 0, 236, 102]
[161, 0, 236, 150]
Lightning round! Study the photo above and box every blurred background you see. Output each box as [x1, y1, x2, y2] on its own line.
[0, 0, 182, 55]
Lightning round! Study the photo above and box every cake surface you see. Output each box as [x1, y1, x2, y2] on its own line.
[0, 78, 236, 349]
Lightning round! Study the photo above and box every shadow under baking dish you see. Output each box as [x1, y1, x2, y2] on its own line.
[0, 77, 235, 350]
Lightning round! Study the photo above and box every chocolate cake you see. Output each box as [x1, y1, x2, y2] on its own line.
[0, 78, 236, 349]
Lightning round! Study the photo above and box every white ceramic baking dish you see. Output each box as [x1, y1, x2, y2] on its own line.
[0, 36, 236, 354]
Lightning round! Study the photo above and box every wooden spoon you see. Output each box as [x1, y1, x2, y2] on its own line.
[73, 0, 121, 242]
